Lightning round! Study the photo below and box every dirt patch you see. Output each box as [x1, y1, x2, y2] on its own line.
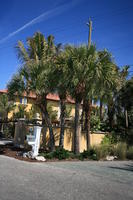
[0, 144, 83, 163]
[0, 145, 77, 162]
[0, 144, 41, 162]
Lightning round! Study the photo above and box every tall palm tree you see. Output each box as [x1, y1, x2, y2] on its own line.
[82, 46, 98, 150]
[94, 50, 120, 129]
[8, 32, 56, 150]
[50, 43, 68, 148]
[110, 66, 130, 129]
[65, 45, 97, 154]
[54, 52, 70, 148]
[81, 49, 120, 149]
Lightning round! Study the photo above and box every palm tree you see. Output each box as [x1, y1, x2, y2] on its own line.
[80, 45, 98, 150]
[96, 50, 119, 123]
[82, 49, 120, 149]
[8, 32, 56, 150]
[116, 77, 133, 128]
[0, 94, 15, 134]
[54, 52, 70, 148]
[113, 66, 130, 129]
[52, 42, 76, 148]
[65, 45, 97, 154]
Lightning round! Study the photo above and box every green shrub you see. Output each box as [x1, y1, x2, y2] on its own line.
[94, 144, 116, 160]
[69, 152, 76, 159]
[101, 136, 111, 145]
[94, 145, 108, 160]
[39, 152, 54, 159]
[101, 132, 120, 146]
[126, 146, 133, 160]
[53, 148, 70, 160]
[40, 148, 70, 160]
[100, 121, 111, 132]
[39, 143, 129, 161]
[114, 143, 127, 160]
[94, 142, 127, 160]
[90, 115, 101, 131]
[3, 123, 15, 138]
[80, 148, 97, 160]
[80, 150, 90, 159]
[45, 152, 55, 159]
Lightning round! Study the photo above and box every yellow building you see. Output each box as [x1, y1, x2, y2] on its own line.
[0, 89, 76, 119]
[0, 89, 105, 151]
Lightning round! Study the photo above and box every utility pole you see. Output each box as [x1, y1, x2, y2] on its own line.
[86, 18, 92, 48]
[85, 18, 93, 150]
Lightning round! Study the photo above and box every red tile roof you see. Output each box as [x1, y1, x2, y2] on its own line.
[0, 89, 75, 104]
[0, 89, 8, 93]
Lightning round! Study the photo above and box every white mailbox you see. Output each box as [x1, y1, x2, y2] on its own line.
[26, 125, 42, 157]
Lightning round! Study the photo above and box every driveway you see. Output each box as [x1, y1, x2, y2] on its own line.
[0, 155, 133, 200]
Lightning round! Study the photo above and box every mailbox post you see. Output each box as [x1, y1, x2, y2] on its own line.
[32, 126, 42, 157]
[26, 125, 42, 157]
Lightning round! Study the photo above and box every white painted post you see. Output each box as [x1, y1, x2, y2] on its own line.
[26, 113, 43, 158]
[32, 126, 42, 157]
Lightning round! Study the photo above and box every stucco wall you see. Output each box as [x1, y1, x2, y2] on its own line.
[8, 97, 34, 118]
[11, 97, 104, 152]
[43, 127, 105, 152]
[8, 97, 76, 119]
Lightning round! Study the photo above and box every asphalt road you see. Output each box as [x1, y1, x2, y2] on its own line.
[0, 156, 133, 200]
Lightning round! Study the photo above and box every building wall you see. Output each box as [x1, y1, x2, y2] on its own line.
[90, 133, 105, 146]
[8, 97, 76, 120]
[8, 97, 34, 118]
[9, 96, 104, 152]
[43, 127, 105, 152]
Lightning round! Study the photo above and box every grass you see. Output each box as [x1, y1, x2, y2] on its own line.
[126, 146, 133, 160]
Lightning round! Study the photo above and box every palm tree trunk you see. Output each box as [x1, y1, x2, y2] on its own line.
[74, 99, 80, 154]
[100, 100, 103, 121]
[0, 123, 4, 134]
[59, 98, 66, 148]
[125, 109, 128, 128]
[84, 99, 92, 150]
[41, 122, 47, 149]
[81, 104, 84, 131]
[108, 103, 114, 129]
[40, 97, 55, 151]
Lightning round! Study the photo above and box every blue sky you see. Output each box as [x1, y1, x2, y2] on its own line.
[0, 0, 133, 88]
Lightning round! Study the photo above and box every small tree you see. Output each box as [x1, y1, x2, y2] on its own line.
[0, 94, 15, 134]
[116, 77, 133, 130]
[13, 104, 27, 119]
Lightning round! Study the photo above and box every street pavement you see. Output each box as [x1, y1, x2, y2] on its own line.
[0, 155, 133, 200]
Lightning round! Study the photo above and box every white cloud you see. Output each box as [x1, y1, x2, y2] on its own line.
[0, 0, 80, 44]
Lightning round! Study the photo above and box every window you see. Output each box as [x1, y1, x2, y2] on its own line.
[20, 97, 23, 104]
[20, 97, 27, 105]
[23, 97, 27, 105]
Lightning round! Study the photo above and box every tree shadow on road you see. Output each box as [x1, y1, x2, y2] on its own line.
[108, 164, 133, 172]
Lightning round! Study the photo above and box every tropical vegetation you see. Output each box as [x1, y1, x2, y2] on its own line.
[2, 31, 132, 155]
